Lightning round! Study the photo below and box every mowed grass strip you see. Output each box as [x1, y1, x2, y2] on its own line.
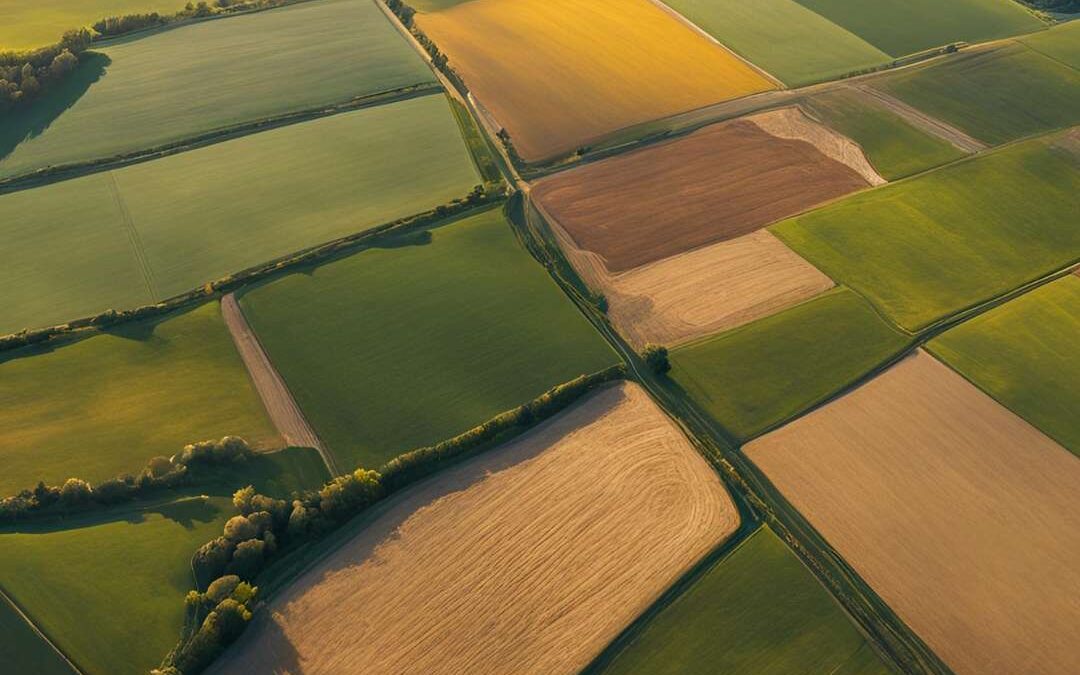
[772, 135, 1080, 331]
[874, 43, 1080, 145]
[929, 275, 1080, 456]
[670, 288, 910, 440]
[416, 0, 774, 162]
[0, 94, 480, 334]
[803, 88, 967, 179]
[0, 0, 434, 178]
[0, 301, 279, 496]
[661, 0, 889, 87]
[239, 207, 619, 471]
[1019, 20, 1080, 70]
[794, 0, 1044, 57]
[600, 526, 890, 675]
[0, 0, 182, 50]
[0, 593, 75, 675]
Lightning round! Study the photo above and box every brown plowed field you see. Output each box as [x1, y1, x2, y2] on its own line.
[745, 350, 1080, 675]
[210, 382, 737, 675]
[533, 111, 873, 273]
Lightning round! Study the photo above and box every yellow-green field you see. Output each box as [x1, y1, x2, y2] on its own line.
[0, 0, 182, 50]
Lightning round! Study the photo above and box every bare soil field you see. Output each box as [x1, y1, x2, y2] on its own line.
[745, 350, 1080, 675]
[210, 382, 737, 674]
[533, 109, 874, 272]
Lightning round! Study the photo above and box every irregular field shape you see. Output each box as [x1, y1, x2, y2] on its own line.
[875, 43, 1080, 145]
[601, 527, 889, 675]
[670, 287, 909, 440]
[0, 302, 279, 495]
[0, 94, 480, 332]
[772, 135, 1080, 331]
[0, 0, 434, 178]
[211, 382, 739, 675]
[533, 111, 872, 273]
[745, 351, 1080, 675]
[1020, 20, 1080, 70]
[794, 0, 1043, 57]
[0, 593, 74, 675]
[0, 0, 182, 50]
[239, 207, 618, 471]
[802, 87, 967, 179]
[660, 0, 889, 87]
[416, 0, 773, 162]
[929, 275, 1080, 455]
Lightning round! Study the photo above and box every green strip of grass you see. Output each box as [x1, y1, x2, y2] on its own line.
[772, 135, 1080, 331]
[928, 275, 1080, 456]
[803, 89, 967, 179]
[670, 288, 910, 440]
[447, 95, 502, 183]
[239, 206, 619, 471]
[600, 526, 891, 675]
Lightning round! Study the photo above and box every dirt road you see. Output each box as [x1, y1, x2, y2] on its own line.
[852, 84, 987, 153]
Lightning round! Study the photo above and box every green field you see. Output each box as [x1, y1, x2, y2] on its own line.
[670, 288, 910, 440]
[803, 89, 967, 179]
[929, 275, 1080, 456]
[239, 206, 619, 471]
[600, 527, 890, 675]
[876, 43, 1080, 145]
[1020, 20, 1080, 70]
[0, 593, 74, 675]
[0, 94, 480, 334]
[0, 301, 279, 496]
[0, 0, 434, 178]
[661, 0, 889, 87]
[794, 0, 1044, 57]
[772, 135, 1080, 331]
[0, 449, 326, 675]
[0, 0, 183, 50]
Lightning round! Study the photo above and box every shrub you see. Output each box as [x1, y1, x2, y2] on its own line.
[642, 344, 671, 375]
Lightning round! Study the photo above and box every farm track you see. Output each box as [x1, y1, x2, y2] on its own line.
[851, 84, 987, 152]
[220, 293, 337, 475]
[106, 171, 159, 301]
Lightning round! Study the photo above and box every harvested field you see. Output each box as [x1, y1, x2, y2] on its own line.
[416, 0, 774, 162]
[745, 350, 1080, 675]
[210, 382, 738, 675]
[533, 109, 875, 273]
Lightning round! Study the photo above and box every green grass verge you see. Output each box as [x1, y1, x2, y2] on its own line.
[0, 301, 279, 496]
[1019, 19, 1080, 70]
[928, 275, 1080, 456]
[794, 0, 1044, 57]
[661, 0, 889, 87]
[0, 0, 435, 177]
[670, 288, 910, 440]
[876, 43, 1080, 145]
[0, 448, 326, 675]
[0, 593, 75, 675]
[772, 135, 1080, 331]
[0, 0, 183, 51]
[0, 93, 481, 334]
[600, 526, 891, 675]
[802, 88, 967, 179]
[447, 96, 502, 183]
[239, 206, 619, 471]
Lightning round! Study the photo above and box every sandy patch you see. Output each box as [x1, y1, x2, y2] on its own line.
[532, 116, 871, 272]
[210, 382, 737, 675]
[745, 350, 1080, 675]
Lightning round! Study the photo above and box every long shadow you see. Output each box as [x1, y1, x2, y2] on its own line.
[0, 52, 110, 163]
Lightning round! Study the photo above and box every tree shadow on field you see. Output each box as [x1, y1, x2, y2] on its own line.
[0, 52, 110, 163]
[146, 496, 224, 529]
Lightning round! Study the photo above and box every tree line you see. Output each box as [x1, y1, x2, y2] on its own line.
[0, 29, 90, 113]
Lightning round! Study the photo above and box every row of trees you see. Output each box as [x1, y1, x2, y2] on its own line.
[0, 29, 90, 112]
[93, 0, 299, 39]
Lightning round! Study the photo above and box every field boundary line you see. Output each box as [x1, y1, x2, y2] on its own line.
[106, 171, 159, 301]
[0, 584, 82, 675]
[220, 293, 339, 475]
[850, 84, 987, 152]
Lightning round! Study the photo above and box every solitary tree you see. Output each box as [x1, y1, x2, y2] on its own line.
[642, 344, 671, 375]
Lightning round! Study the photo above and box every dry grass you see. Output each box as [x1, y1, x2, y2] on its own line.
[416, 0, 774, 162]
[212, 382, 737, 674]
[745, 350, 1080, 675]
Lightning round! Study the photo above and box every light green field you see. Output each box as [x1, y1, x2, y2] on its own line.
[240, 206, 619, 471]
[876, 43, 1080, 145]
[0, 301, 279, 496]
[1020, 20, 1080, 70]
[802, 89, 967, 179]
[0, 449, 325, 675]
[772, 136, 1080, 331]
[0, 0, 435, 178]
[929, 275, 1080, 456]
[660, 0, 889, 87]
[0, 94, 480, 334]
[0, 0, 182, 50]
[409, 0, 470, 10]
[671, 288, 910, 440]
[794, 0, 1044, 57]
[0, 593, 75, 675]
[601, 526, 891, 675]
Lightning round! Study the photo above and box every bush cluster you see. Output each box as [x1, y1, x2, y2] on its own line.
[164, 576, 259, 674]
[0, 29, 91, 112]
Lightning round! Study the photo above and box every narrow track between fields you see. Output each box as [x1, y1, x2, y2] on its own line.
[851, 84, 988, 153]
